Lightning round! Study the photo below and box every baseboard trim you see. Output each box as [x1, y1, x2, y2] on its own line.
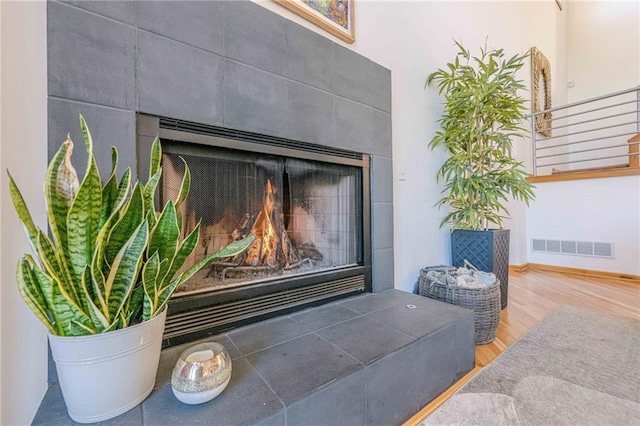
[527, 263, 640, 282]
[509, 263, 530, 272]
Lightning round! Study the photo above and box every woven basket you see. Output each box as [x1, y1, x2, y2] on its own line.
[419, 265, 501, 344]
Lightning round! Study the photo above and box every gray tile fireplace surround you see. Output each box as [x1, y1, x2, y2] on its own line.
[34, 291, 475, 425]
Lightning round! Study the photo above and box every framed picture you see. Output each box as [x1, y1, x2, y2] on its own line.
[275, 0, 355, 44]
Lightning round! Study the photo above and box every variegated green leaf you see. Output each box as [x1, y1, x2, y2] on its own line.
[90, 256, 109, 318]
[67, 159, 102, 299]
[207, 234, 256, 262]
[16, 258, 56, 334]
[154, 279, 178, 316]
[105, 183, 144, 264]
[81, 267, 108, 332]
[104, 220, 148, 322]
[177, 234, 255, 285]
[142, 252, 161, 321]
[36, 231, 77, 305]
[35, 267, 95, 336]
[45, 138, 73, 255]
[56, 136, 80, 207]
[93, 167, 131, 273]
[142, 168, 161, 229]
[126, 284, 145, 325]
[100, 174, 118, 229]
[79, 115, 94, 172]
[114, 168, 132, 213]
[119, 310, 129, 329]
[154, 234, 256, 316]
[92, 207, 119, 280]
[7, 171, 38, 252]
[109, 146, 118, 176]
[175, 157, 190, 211]
[149, 137, 162, 181]
[70, 320, 97, 335]
[167, 221, 201, 282]
[104, 317, 121, 333]
[99, 148, 120, 229]
[148, 201, 179, 264]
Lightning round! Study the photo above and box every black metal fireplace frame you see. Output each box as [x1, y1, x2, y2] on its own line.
[137, 114, 372, 347]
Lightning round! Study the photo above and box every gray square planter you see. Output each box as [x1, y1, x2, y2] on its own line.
[451, 229, 510, 309]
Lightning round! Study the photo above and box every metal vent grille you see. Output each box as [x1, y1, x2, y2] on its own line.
[594, 242, 613, 257]
[159, 117, 363, 160]
[561, 241, 577, 254]
[164, 275, 366, 341]
[532, 239, 546, 251]
[532, 238, 614, 258]
[577, 241, 593, 255]
[547, 240, 561, 253]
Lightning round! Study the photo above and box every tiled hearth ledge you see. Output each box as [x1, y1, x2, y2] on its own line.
[34, 290, 475, 425]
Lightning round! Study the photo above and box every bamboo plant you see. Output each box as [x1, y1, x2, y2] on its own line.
[8, 116, 255, 336]
[427, 41, 535, 230]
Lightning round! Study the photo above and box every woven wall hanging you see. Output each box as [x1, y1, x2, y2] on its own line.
[531, 47, 552, 137]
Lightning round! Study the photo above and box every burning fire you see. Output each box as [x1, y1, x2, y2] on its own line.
[245, 179, 283, 268]
[174, 175, 320, 285]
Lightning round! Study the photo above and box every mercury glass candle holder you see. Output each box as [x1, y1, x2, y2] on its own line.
[171, 342, 232, 405]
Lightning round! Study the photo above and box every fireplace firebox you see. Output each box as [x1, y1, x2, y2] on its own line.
[138, 116, 371, 347]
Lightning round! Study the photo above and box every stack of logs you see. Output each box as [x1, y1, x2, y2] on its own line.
[178, 179, 322, 281]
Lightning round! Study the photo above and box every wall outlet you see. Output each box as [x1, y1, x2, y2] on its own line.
[398, 164, 406, 181]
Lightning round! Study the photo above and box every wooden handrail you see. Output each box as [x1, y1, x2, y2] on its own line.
[528, 167, 640, 183]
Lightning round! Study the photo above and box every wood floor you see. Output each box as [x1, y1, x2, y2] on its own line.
[404, 269, 640, 426]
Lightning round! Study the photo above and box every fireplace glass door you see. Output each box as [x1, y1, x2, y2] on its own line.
[162, 143, 363, 296]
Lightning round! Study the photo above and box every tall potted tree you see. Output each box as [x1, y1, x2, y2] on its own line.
[8, 116, 255, 423]
[427, 41, 535, 309]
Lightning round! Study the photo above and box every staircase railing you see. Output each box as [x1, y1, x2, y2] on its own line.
[529, 86, 640, 177]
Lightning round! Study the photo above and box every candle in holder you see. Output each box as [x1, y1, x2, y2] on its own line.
[171, 342, 232, 404]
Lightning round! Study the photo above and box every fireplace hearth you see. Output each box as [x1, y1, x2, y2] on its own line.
[138, 116, 371, 347]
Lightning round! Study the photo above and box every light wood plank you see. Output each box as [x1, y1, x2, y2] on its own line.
[404, 269, 640, 426]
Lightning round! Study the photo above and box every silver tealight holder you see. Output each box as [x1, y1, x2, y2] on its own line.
[171, 342, 232, 405]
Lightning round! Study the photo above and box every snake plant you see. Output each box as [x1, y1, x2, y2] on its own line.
[8, 115, 255, 336]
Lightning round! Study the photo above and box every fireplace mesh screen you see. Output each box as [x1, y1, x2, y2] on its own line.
[162, 145, 362, 295]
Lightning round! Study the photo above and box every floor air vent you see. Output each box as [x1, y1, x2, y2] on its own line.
[531, 238, 614, 258]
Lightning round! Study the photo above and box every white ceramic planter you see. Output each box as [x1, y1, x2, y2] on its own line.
[48, 309, 167, 423]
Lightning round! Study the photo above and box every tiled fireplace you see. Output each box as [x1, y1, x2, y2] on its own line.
[138, 116, 372, 345]
[48, 0, 393, 347]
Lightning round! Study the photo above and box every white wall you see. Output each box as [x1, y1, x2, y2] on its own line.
[528, 176, 640, 275]
[567, 0, 639, 102]
[0, 1, 49, 424]
[0, 3, 3, 421]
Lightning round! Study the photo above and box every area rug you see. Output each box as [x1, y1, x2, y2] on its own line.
[421, 305, 640, 425]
